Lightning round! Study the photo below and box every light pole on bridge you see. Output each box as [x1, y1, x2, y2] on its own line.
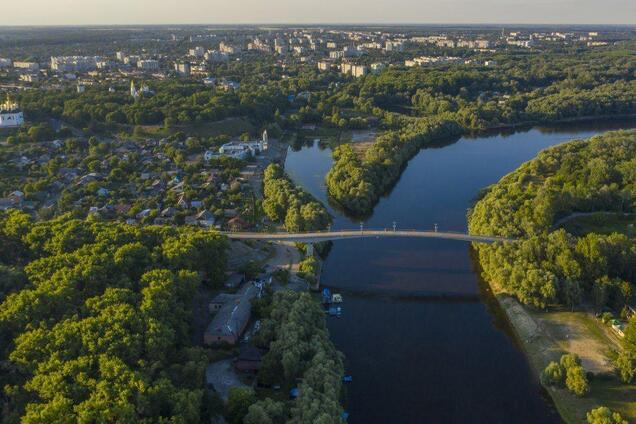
[360, 221, 364, 234]
[392, 221, 397, 232]
[434, 223, 438, 233]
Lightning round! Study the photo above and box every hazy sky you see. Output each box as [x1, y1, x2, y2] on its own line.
[1, 0, 635, 26]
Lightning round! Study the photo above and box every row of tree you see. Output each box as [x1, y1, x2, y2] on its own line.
[262, 164, 331, 231]
[247, 291, 345, 423]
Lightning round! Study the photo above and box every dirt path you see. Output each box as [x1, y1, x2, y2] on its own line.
[267, 241, 301, 273]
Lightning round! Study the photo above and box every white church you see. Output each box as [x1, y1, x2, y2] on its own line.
[0, 98, 24, 128]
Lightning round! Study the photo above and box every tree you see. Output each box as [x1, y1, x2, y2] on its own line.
[562, 279, 582, 311]
[541, 361, 564, 387]
[284, 206, 304, 232]
[624, 315, 636, 353]
[614, 351, 636, 384]
[225, 387, 256, 424]
[565, 365, 590, 397]
[586, 406, 628, 424]
[244, 399, 286, 424]
[560, 353, 582, 370]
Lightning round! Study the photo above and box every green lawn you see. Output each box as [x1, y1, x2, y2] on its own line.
[560, 212, 636, 237]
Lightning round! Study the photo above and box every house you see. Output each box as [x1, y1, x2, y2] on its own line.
[160, 207, 177, 218]
[204, 150, 218, 161]
[224, 273, 245, 289]
[204, 284, 258, 345]
[196, 209, 216, 227]
[228, 216, 248, 231]
[136, 209, 152, 219]
[116, 204, 132, 215]
[223, 209, 238, 218]
[177, 196, 189, 209]
[209, 293, 240, 312]
[234, 346, 263, 373]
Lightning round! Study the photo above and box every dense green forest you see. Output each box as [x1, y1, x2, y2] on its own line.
[262, 164, 331, 231]
[468, 130, 636, 309]
[0, 211, 227, 422]
[245, 291, 345, 423]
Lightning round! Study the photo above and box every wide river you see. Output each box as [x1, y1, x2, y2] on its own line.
[284, 120, 635, 423]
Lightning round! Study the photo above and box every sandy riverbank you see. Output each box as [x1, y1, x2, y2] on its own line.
[494, 294, 636, 423]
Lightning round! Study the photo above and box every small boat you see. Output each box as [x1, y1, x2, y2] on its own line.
[342, 375, 353, 383]
[332, 293, 343, 303]
[322, 288, 332, 304]
[328, 306, 342, 317]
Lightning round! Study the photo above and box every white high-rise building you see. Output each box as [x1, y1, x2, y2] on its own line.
[0, 98, 24, 128]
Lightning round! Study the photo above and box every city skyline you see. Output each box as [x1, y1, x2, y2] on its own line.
[1, 0, 635, 26]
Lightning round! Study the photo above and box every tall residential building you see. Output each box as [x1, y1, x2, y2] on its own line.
[13, 61, 39, 71]
[137, 60, 160, 71]
[0, 98, 24, 128]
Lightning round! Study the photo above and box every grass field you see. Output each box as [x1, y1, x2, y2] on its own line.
[560, 212, 636, 237]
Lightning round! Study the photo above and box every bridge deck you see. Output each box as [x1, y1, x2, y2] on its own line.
[220, 230, 510, 243]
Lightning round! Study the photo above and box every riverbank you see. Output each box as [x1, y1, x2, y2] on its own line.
[493, 292, 636, 423]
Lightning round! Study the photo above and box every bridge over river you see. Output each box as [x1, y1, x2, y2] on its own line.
[220, 229, 511, 244]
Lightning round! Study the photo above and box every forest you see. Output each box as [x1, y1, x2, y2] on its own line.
[262, 164, 331, 231]
[468, 130, 636, 310]
[0, 211, 227, 422]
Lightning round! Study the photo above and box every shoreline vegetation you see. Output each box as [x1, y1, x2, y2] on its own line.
[468, 130, 636, 423]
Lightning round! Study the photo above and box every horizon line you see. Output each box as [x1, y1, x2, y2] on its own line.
[0, 22, 635, 28]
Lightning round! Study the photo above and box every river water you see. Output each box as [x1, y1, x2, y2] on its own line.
[284, 120, 635, 423]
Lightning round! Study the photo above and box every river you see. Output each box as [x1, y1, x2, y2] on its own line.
[284, 120, 635, 423]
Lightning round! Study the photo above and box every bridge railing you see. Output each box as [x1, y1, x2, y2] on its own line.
[220, 228, 503, 238]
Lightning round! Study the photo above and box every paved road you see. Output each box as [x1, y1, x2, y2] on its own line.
[220, 229, 511, 244]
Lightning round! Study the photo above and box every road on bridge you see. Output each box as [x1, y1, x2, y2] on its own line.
[219, 229, 510, 244]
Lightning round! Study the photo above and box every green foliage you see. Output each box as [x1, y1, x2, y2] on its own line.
[586, 406, 629, 424]
[565, 365, 590, 397]
[614, 351, 636, 384]
[541, 361, 565, 387]
[298, 256, 319, 284]
[469, 131, 636, 308]
[263, 164, 331, 231]
[541, 353, 589, 397]
[625, 314, 636, 353]
[256, 291, 344, 422]
[0, 213, 227, 422]
[560, 353, 582, 370]
[225, 387, 256, 424]
[244, 398, 287, 424]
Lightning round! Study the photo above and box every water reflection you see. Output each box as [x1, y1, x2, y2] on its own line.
[284, 119, 636, 423]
